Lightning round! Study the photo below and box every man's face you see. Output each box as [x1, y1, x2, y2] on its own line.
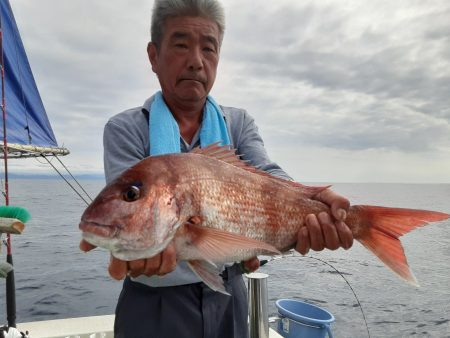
[148, 16, 220, 108]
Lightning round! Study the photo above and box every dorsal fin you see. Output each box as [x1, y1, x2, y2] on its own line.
[190, 143, 330, 197]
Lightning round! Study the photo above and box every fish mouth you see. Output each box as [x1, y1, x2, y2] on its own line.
[79, 220, 122, 238]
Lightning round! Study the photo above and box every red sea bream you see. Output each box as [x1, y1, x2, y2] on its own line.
[79, 144, 449, 293]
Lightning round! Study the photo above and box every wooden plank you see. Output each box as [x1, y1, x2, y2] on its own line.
[0, 218, 25, 234]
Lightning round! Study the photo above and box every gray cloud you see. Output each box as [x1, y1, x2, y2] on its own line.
[220, 0, 450, 155]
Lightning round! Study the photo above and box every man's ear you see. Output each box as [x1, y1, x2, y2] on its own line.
[147, 42, 158, 73]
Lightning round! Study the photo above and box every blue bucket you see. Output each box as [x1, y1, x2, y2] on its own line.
[275, 299, 335, 338]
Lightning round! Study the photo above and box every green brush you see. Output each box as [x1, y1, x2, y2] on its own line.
[0, 206, 31, 223]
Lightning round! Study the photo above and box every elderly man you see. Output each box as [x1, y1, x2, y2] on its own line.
[81, 0, 353, 337]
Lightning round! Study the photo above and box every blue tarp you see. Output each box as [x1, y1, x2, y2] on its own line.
[0, 0, 58, 147]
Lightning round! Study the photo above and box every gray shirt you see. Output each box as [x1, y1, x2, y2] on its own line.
[103, 96, 291, 287]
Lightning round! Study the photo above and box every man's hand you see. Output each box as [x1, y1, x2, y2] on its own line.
[79, 239, 177, 280]
[296, 189, 353, 255]
[240, 256, 260, 273]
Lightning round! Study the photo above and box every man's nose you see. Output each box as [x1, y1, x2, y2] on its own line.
[187, 47, 203, 70]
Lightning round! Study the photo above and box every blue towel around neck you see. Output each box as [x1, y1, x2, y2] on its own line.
[149, 91, 230, 155]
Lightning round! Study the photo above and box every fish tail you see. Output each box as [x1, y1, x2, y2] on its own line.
[351, 205, 449, 286]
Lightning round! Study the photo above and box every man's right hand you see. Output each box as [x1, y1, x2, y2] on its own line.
[79, 239, 178, 280]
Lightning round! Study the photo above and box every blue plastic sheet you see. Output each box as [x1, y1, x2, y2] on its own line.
[0, 0, 58, 147]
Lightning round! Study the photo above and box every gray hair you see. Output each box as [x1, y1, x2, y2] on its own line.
[151, 0, 225, 47]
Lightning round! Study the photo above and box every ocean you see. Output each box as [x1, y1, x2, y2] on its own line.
[0, 179, 449, 337]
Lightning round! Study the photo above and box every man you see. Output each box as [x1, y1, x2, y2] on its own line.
[80, 0, 353, 337]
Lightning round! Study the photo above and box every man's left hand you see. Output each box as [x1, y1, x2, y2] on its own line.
[296, 189, 353, 255]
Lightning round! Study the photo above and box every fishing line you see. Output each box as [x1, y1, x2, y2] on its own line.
[52, 154, 93, 202]
[40, 155, 91, 206]
[22, 151, 94, 205]
[38, 154, 93, 203]
[261, 252, 371, 338]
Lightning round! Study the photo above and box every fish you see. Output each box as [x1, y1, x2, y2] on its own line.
[79, 144, 449, 294]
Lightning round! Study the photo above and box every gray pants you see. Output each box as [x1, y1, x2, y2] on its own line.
[114, 266, 248, 338]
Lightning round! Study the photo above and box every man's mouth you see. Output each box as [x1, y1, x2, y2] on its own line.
[179, 78, 205, 84]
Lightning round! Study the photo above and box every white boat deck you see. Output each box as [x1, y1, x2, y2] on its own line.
[17, 315, 283, 338]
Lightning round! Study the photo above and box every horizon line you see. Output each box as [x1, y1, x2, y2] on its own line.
[5, 172, 450, 185]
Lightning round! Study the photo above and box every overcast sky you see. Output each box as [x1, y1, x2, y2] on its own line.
[6, 0, 450, 183]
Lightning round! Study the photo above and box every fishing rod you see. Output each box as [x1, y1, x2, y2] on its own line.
[0, 4, 16, 327]
[259, 251, 371, 338]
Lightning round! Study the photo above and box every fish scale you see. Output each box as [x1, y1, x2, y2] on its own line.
[195, 179, 304, 247]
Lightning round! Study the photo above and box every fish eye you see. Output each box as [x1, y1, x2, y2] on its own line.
[123, 185, 141, 202]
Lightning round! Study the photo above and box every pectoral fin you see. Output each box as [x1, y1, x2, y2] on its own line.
[188, 260, 229, 295]
[177, 223, 280, 294]
[179, 223, 281, 262]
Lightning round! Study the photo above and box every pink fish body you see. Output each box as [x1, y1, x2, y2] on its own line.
[80, 145, 449, 293]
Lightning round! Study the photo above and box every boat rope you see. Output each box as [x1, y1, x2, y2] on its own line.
[40, 154, 92, 206]
[261, 252, 371, 338]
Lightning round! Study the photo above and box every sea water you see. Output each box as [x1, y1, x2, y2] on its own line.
[0, 179, 449, 337]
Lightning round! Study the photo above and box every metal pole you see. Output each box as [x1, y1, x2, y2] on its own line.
[247, 272, 269, 338]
